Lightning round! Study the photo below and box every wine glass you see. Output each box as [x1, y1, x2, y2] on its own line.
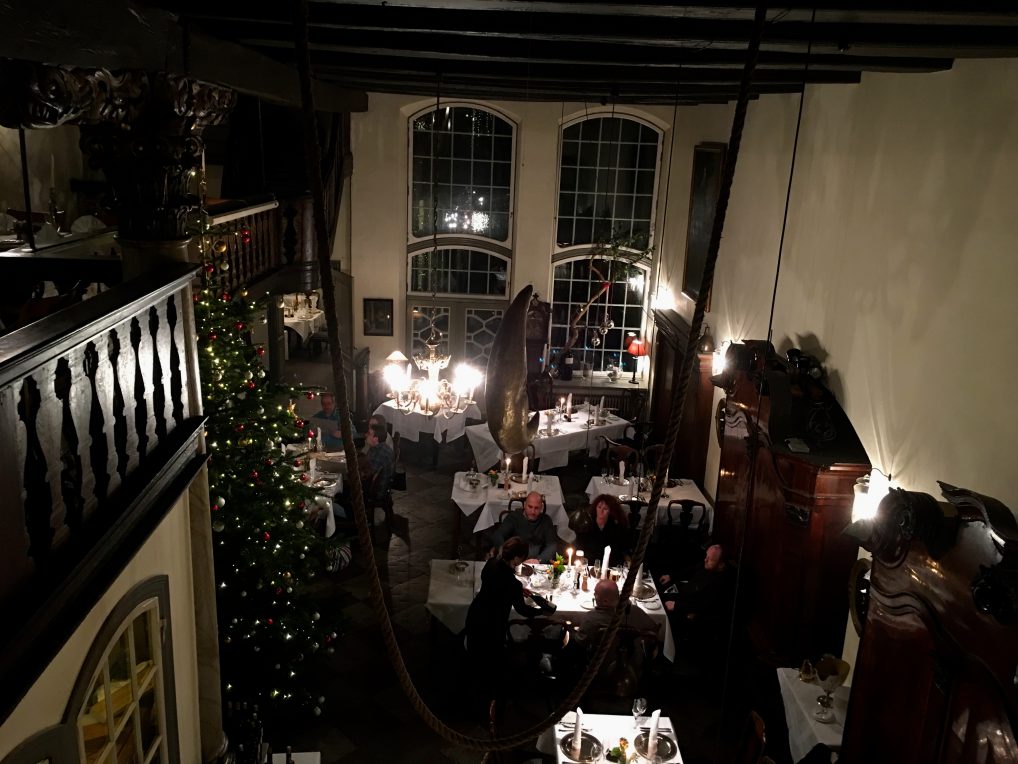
[813, 655, 850, 724]
[632, 697, 647, 729]
[600, 465, 609, 483]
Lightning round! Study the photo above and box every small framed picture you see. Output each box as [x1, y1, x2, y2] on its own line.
[363, 298, 394, 336]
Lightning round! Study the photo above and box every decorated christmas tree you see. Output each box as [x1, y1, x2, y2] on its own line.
[194, 222, 340, 718]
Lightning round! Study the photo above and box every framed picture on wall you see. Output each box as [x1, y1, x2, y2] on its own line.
[682, 142, 727, 304]
[363, 298, 394, 336]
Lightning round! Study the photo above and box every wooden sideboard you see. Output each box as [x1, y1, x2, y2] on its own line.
[714, 341, 870, 665]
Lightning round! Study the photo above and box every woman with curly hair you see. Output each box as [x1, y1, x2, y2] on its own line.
[579, 493, 630, 566]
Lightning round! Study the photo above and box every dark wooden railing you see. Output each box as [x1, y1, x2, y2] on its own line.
[0, 263, 204, 605]
[0, 263, 208, 722]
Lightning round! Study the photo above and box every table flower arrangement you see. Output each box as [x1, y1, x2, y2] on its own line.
[550, 553, 566, 584]
[487, 469, 499, 486]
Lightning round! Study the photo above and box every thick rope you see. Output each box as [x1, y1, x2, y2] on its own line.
[292, 0, 766, 752]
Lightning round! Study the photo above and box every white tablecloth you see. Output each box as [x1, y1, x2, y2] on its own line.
[452, 471, 575, 543]
[425, 561, 674, 661]
[425, 559, 484, 634]
[465, 409, 629, 471]
[777, 667, 848, 763]
[284, 309, 325, 341]
[537, 712, 683, 762]
[373, 399, 480, 443]
[585, 476, 714, 533]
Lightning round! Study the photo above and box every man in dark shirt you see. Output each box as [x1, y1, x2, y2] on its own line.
[311, 392, 357, 451]
[364, 422, 394, 495]
[488, 491, 559, 563]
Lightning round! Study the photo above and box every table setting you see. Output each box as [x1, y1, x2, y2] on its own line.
[373, 398, 480, 444]
[465, 399, 628, 472]
[451, 470, 575, 544]
[777, 662, 850, 763]
[585, 475, 713, 533]
[538, 710, 683, 763]
[283, 307, 325, 342]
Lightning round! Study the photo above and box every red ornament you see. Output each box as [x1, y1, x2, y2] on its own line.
[295, 418, 306, 429]
[263, 531, 271, 541]
[247, 381, 256, 389]
[305, 391, 316, 400]
[307, 428, 317, 439]
[193, 293, 200, 303]
[208, 333, 218, 342]
[298, 501, 306, 509]
[235, 321, 246, 331]
[235, 423, 245, 432]
[294, 459, 303, 468]
[300, 473, 309, 482]
[222, 292, 232, 302]
[204, 263, 215, 273]
[265, 458, 275, 466]
[256, 346, 266, 357]
[241, 227, 252, 245]
[251, 470, 259, 479]
[267, 618, 274, 625]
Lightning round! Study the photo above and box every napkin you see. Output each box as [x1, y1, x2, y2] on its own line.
[310, 457, 317, 483]
[619, 460, 625, 482]
[522, 456, 529, 478]
[566, 393, 573, 413]
[601, 547, 611, 579]
[572, 707, 584, 756]
[648, 709, 661, 759]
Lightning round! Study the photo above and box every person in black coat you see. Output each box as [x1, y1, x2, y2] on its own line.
[578, 493, 630, 567]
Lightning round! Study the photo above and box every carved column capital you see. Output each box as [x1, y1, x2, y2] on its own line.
[0, 59, 236, 241]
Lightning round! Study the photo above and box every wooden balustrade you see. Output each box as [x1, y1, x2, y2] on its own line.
[0, 263, 204, 608]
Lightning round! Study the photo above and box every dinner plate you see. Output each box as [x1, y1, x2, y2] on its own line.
[642, 600, 662, 611]
[634, 732, 677, 762]
[448, 560, 470, 574]
[509, 473, 527, 484]
[580, 600, 595, 610]
[312, 478, 336, 489]
[509, 489, 528, 499]
[559, 732, 602, 763]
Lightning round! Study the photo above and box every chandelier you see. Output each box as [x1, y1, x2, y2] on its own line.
[413, 320, 450, 382]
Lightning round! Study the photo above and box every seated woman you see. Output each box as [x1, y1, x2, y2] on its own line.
[578, 494, 630, 566]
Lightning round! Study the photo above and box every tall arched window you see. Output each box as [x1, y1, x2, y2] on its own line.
[551, 114, 660, 372]
[407, 104, 515, 369]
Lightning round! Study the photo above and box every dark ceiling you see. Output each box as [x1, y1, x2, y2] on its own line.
[155, 1, 1018, 105]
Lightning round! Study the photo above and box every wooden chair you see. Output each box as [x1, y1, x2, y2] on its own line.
[641, 443, 666, 474]
[601, 439, 639, 475]
[735, 710, 766, 764]
[580, 624, 660, 713]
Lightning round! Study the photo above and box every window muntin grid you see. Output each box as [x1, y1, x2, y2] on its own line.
[410, 106, 514, 242]
[409, 248, 509, 297]
[77, 600, 167, 764]
[550, 257, 648, 372]
[411, 306, 450, 359]
[464, 309, 504, 368]
[556, 116, 660, 248]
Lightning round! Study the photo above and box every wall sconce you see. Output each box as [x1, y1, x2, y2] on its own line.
[851, 469, 891, 523]
[696, 323, 715, 354]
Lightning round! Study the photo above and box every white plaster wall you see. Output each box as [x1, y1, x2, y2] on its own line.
[0, 494, 202, 763]
[0, 125, 84, 221]
[695, 58, 1018, 672]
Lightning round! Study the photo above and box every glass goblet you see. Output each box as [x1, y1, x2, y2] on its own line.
[632, 697, 648, 729]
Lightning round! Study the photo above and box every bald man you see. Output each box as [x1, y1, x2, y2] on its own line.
[488, 491, 560, 563]
[583, 579, 659, 636]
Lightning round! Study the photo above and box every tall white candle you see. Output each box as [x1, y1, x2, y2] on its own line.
[572, 707, 584, 756]
[521, 456, 528, 478]
[601, 548, 611, 579]
[648, 709, 661, 759]
[636, 563, 644, 585]
[619, 460, 626, 481]
[567, 547, 573, 566]
[598, 395, 605, 413]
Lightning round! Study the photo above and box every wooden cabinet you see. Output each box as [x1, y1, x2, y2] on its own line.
[649, 309, 714, 486]
[713, 341, 870, 665]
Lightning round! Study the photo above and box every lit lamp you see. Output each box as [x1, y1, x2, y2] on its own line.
[626, 338, 649, 385]
[696, 323, 716, 354]
[851, 469, 891, 523]
[452, 363, 483, 405]
[384, 350, 412, 400]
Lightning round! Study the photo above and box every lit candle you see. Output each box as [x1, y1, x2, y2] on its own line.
[521, 456, 529, 479]
[567, 547, 573, 566]
[601, 547, 611, 579]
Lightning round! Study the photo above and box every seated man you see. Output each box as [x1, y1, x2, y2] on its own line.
[659, 544, 732, 630]
[364, 422, 394, 495]
[581, 579, 659, 636]
[488, 491, 559, 563]
[311, 392, 358, 451]
[361, 413, 394, 455]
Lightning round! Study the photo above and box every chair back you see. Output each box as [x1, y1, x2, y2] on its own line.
[735, 710, 766, 764]
[641, 443, 666, 474]
[602, 440, 639, 473]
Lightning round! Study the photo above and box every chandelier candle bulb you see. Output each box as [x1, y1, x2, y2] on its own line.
[601, 548, 611, 579]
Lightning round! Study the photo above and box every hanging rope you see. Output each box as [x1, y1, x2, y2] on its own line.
[293, 0, 767, 753]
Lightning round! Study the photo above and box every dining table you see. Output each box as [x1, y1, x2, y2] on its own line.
[373, 399, 481, 445]
[285, 445, 347, 538]
[585, 475, 714, 533]
[465, 405, 629, 471]
[451, 471, 574, 543]
[425, 560, 675, 661]
[283, 308, 325, 342]
[777, 667, 848, 763]
[536, 711, 684, 763]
